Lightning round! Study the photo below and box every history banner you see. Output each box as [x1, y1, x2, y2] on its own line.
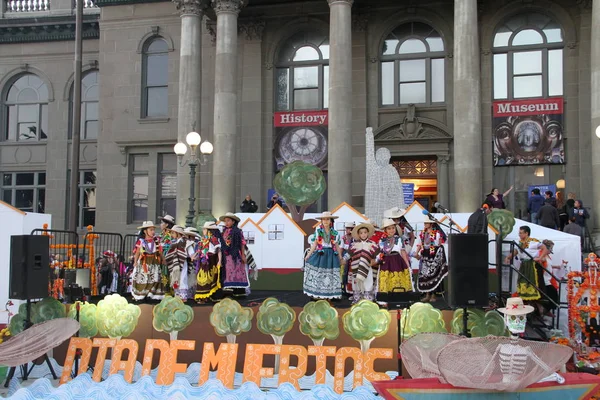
[273, 111, 328, 172]
[492, 97, 565, 166]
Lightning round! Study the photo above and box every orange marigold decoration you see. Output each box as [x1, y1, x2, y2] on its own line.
[568, 253, 600, 344]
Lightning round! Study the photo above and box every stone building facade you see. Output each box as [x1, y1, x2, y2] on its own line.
[0, 0, 598, 234]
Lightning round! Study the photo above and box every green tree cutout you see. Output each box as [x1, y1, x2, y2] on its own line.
[257, 298, 296, 373]
[209, 298, 254, 344]
[488, 209, 516, 240]
[9, 298, 66, 335]
[451, 309, 509, 337]
[153, 296, 195, 340]
[67, 302, 98, 338]
[343, 300, 391, 353]
[96, 294, 141, 340]
[273, 161, 327, 222]
[400, 302, 447, 339]
[299, 300, 340, 346]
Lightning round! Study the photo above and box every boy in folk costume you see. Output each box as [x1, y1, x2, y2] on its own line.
[304, 212, 344, 299]
[347, 222, 380, 303]
[132, 221, 166, 301]
[412, 221, 448, 303]
[219, 212, 250, 297]
[159, 214, 176, 259]
[195, 222, 222, 303]
[377, 218, 413, 306]
[164, 225, 187, 299]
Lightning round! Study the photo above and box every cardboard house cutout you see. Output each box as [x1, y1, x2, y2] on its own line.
[257, 204, 306, 270]
[0, 201, 52, 324]
[239, 218, 265, 269]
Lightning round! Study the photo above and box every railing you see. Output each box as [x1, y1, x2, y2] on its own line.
[4, 0, 96, 12]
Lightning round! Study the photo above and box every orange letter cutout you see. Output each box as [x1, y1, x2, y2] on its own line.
[141, 339, 171, 377]
[198, 342, 238, 388]
[108, 339, 139, 383]
[242, 344, 281, 385]
[60, 337, 92, 385]
[333, 347, 363, 394]
[307, 346, 337, 385]
[140, 339, 195, 385]
[363, 348, 393, 382]
[92, 338, 117, 382]
[278, 345, 308, 390]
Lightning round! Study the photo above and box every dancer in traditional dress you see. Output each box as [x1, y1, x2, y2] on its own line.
[377, 218, 413, 305]
[159, 214, 175, 259]
[347, 222, 379, 303]
[385, 207, 415, 254]
[97, 250, 118, 295]
[195, 222, 222, 303]
[504, 226, 543, 301]
[412, 221, 448, 302]
[132, 221, 166, 301]
[304, 211, 343, 299]
[181, 227, 200, 300]
[219, 212, 249, 296]
[165, 225, 187, 298]
[341, 222, 355, 295]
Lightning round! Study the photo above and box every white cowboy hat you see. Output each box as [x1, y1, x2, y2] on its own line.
[219, 212, 240, 223]
[345, 222, 356, 229]
[170, 225, 185, 235]
[497, 297, 534, 316]
[352, 222, 375, 240]
[316, 211, 339, 220]
[380, 218, 397, 230]
[384, 207, 406, 219]
[137, 221, 158, 230]
[183, 227, 200, 237]
[202, 221, 220, 230]
[159, 214, 175, 225]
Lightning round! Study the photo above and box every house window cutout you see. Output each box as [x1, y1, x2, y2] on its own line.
[268, 224, 284, 240]
[244, 231, 256, 245]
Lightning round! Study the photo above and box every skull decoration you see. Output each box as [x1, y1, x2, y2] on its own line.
[498, 297, 534, 336]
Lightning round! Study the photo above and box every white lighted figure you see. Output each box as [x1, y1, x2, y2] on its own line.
[365, 128, 406, 226]
[497, 297, 565, 385]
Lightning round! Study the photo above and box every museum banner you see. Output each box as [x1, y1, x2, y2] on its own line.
[273, 111, 328, 172]
[492, 97, 565, 166]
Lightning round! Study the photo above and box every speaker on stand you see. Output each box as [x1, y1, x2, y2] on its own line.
[447, 233, 489, 337]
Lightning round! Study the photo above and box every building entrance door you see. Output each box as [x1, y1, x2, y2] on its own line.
[392, 157, 438, 211]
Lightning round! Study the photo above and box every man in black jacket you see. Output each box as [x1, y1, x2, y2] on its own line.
[467, 201, 492, 234]
[240, 194, 258, 213]
[537, 199, 560, 229]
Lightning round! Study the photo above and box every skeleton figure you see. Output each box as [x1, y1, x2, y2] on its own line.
[497, 297, 565, 385]
[365, 128, 406, 226]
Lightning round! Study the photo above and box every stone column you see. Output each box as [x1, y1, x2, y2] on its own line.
[173, 0, 207, 225]
[327, 0, 353, 210]
[592, 0, 600, 229]
[211, 0, 243, 218]
[437, 155, 450, 210]
[453, 0, 481, 212]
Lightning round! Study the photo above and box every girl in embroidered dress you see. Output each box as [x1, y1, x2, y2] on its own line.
[347, 222, 380, 303]
[132, 221, 166, 301]
[377, 218, 413, 305]
[504, 226, 543, 301]
[304, 212, 343, 299]
[159, 215, 175, 259]
[219, 212, 249, 296]
[412, 221, 448, 302]
[195, 222, 222, 303]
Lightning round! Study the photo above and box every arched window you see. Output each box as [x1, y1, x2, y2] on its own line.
[493, 13, 564, 99]
[4, 74, 49, 141]
[142, 37, 169, 118]
[69, 70, 99, 140]
[380, 22, 446, 106]
[275, 30, 329, 111]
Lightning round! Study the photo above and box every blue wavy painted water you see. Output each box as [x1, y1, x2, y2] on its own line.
[4, 358, 394, 399]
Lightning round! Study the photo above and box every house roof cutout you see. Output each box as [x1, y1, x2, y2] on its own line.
[311, 202, 368, 229]
[240, 218, 266, 234]
[257, 204, 307, 236]
[0, 200, 26, 215]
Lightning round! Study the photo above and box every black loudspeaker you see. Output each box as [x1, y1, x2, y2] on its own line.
[447, 233, 489, 308]
[10, 235, 50, 300]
